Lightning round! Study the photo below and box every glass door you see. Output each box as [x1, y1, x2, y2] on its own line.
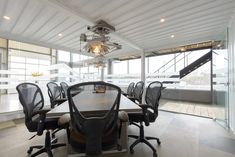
[212, 29, 229, 127]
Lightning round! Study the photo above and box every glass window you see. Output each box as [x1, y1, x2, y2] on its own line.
[186, 49, 210, 66]
[58, 50, 70, 62]
[148, 54, 175, 73]
[73, 68, 80, 73]
[9, 56, 25, 63]
[39, 59, 50, 65]
[113, 61, 128, 74]
[72, 53, 80, 62]
[80, 66, 89, 74]
[89, 66, 98, 73]
[129, 59, 141, 74]
[26, 58, 39, 64]
[8, 48, 51, 84]
[10, 69, 25, 75]
[181, 61, 211, 90]
[9, 62, 25, 69]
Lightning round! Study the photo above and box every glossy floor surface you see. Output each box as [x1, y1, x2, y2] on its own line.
[0, 111, 234, 157]
[0, 94, 223, 120]
[160, 99, 224, 119]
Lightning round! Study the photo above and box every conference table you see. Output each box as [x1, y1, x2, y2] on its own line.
[48, 93, 141, 116]
[47, 92, 141, 156]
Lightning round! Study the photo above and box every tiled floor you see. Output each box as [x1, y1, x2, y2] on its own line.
[159, 99, 225, 119]
[0, 111, 234, 157]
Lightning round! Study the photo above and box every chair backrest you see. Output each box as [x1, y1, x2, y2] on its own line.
[47, 82, 62, 107]
[133, 81, 145, 103]
[16, 83, 44, 130]
[67, 81, 121, 156]
[60, 82, 69, 98]
[127, 82, 135, 96]
[145, 81, 162, 114]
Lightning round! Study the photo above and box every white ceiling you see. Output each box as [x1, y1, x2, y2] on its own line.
[0, 0, 234, 58]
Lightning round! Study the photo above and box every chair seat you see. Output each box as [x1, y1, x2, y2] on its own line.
[128, 111, 157, 123]
[27, 117, 60, 132]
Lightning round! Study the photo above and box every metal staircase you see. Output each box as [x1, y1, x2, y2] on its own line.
[149, 49, 212, 84]
[179, 50, 212, 78]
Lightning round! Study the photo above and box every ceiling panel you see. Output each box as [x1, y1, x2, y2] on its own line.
[0, 0, 234, 58]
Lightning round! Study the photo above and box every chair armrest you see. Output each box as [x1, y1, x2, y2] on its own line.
[127, 96, 138, 103]
[122, 93, 128, 96]
[33, 109, 50, 116]
[54, 98, 67, 102]
[33, 109, 49, 136]
[139, 104, 154, 111]
[138, 104, 153, 126]
[53, 98, 67, 105]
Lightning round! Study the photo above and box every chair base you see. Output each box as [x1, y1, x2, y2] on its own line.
[28, 130, 66, 157]
[128, 122, 160, 157]
[52, 125, 70, 144]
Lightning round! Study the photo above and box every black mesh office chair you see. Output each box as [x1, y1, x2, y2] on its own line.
[60, 82, 69, 98]
[128, 81, 144, 104]
[123, 82, 135, 97]
[16, 83, 65, 157]
[67, 81, 122, 156]
[128, 81, 163, 157]
[47, 82, 67, 108]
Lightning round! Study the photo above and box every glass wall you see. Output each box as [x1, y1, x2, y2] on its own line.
[212, 29, 229, 126]
[113, 60, 128, 74]
[8, 41, 51, 83]
[70, 53, 102, 82]
[108, 59, 141, 87]
[146, 49, 211, 90]
[129, 59, 141, 74]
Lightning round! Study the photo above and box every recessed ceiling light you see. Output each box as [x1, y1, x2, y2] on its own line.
[171, 35, 175, 38]
[58, 33, 63, 37]
[160, 18, 165, 23]
[181, 47, 186, 51]
[3, 16, 11, 20]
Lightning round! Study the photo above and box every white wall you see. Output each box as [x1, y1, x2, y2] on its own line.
[228, 13, 235, 132]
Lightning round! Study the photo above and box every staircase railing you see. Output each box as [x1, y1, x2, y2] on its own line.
[153, 51, 194, 74]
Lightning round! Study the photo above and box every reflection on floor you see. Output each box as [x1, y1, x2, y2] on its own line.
[0, 94, 225, 122]
[159, 99, 225, 119]
[0, 94, 50, 122]
[0, 111, 234, 157]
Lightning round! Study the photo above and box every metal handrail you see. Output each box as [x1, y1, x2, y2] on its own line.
[153, 51, 193, 74]
[163, 51, 193, 73]
[153, 53, 181, 73]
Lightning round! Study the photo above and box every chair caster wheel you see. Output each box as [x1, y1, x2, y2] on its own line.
[153, 152, 157, 157]
[157, 139, 161, 145]
[130, 148, 134, 154]
[117, 144, 122, 151]
[27, 148, 33, 154]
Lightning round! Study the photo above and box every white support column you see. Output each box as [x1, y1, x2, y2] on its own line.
[141, 51, 145, 83]
[107, 59, 113, 75]
[101, 67, 104, 81]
